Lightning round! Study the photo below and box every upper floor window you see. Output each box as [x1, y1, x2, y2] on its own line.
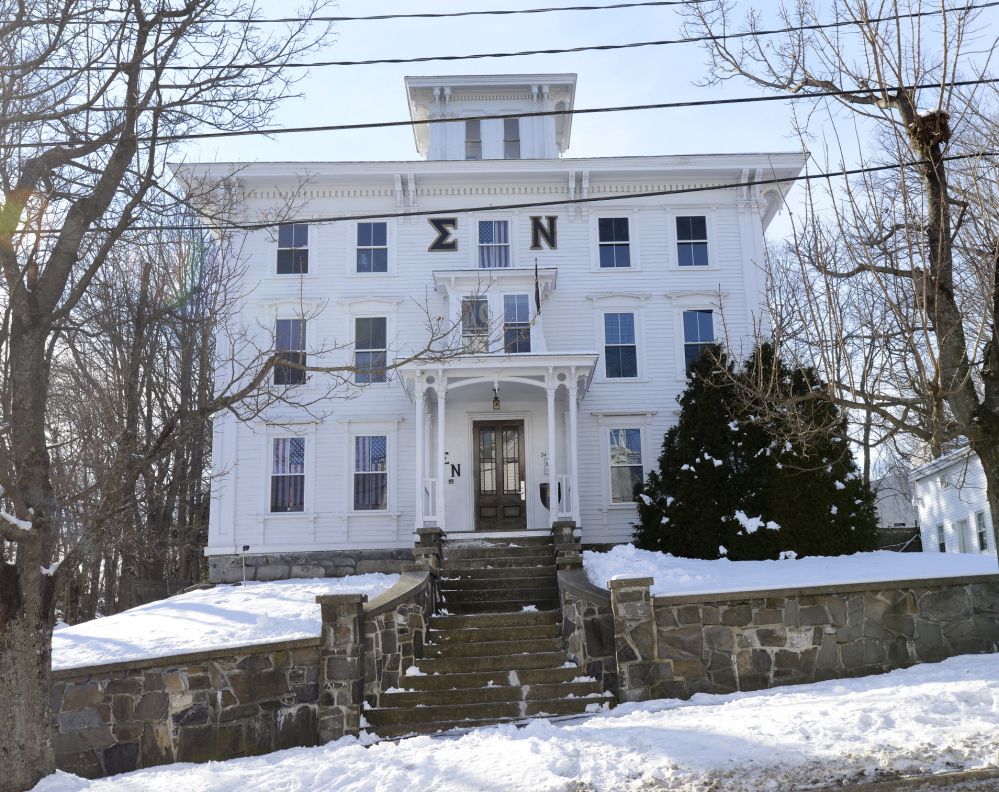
[354, 435, 388, 511]
[604, 313, 637, 378]
[271, 437, 305, 513]
[357, 222, 388, 273]
[479, 220, 510, 268]
[937, 523, 946, 552]
[609, 428, 643, 503]
[598, 218, 630, 268]
[277, 223, 308, 274]
[676, 216, 709, 267]
[462, 297, 489, 353]
[355, 317, 387, 384]
[682, 309, 714, 371]
[977, 511, 989, 551]
[465, 119, 482, 160]
[504, 118, 521, 159]
[503, 294, 531, 353]
[274, 319, 306, 385]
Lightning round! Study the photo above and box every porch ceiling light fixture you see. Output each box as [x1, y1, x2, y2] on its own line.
[492, 387, 501, 411]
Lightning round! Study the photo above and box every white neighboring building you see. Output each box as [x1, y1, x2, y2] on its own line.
[910, 449, 997, 557]
[176, 73, 805, 582]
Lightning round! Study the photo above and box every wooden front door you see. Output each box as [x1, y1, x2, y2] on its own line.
[473, 420, 527, 531]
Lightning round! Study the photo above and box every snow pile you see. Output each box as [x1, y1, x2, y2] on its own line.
[585, 544, 999, 597]
[32, 653, 999, 792]
[52, 575, 398, 671]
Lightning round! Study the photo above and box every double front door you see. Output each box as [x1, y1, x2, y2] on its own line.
[473, 419, 527, 531]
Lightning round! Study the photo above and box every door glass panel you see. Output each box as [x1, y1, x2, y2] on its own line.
[502, 426, 520, 494]
[478, 428, 496, 494]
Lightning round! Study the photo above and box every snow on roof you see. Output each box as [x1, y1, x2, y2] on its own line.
[52, 575, 398, 672]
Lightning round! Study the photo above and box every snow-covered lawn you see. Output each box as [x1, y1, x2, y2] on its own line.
[585, 545, 999, 597]
[34, 651, 999, 792]
[52, 575, 399, 671]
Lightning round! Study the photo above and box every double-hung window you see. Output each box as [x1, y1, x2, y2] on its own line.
[462, 297, 489, 353]
[609, 429, 643, 503]
[357, 222, 388, 273]
[604, 313, 637, 378]
[274, 319, 306, 385]
[503, 295, 531, 353]
[465, 120, 482, 160]
[478, 220, 510, 268]
[271, 437, 305, 513]
[277, 223, 309, 274]
[598, 218, 630, 268]
[977, 512, 989, 551]
[354, 435, 387, 511]
[682, 310, 714, 371]
[937, 524, 946, 552]
[676, 216, 709, 267]
[503, 118, 521, 159]
[354, 317, 387, 384]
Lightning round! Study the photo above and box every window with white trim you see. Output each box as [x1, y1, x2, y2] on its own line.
[465, 119, 482, 160]
[354, 435, 388, 511]
[503, 294, 531, 353]
[937, 523, 946, 552]
[354, 317, 387, 384]
[956, 518, 970, 552]
[478, 220, 510, 268]
[977, 511, 989, 551]
[271, 437, 305, 512]
[503, 118, 521, 159]
[598, 218, 631, 268]
[609, 428, 643, 503]
[274, 319, 306, 385]
[356, 222, 388, 273]
[682, 310, 714, 371]
[277, 223, 309, 274]
[676, 216, 709, 267]
[604, 312, 637, 378]
[462, 297, 489, 353]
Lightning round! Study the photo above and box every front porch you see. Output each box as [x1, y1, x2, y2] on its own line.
[399, 353, 597, 533]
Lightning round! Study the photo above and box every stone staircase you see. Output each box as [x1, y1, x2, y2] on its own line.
[363, 534, 615, 738]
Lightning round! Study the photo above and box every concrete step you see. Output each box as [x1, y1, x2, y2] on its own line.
[365, 695, 615, 729]
[424, 637, 564, 658]
[367, 716, 521, 739]
[441, 586, 559, 604]
[409, 650, 568, 675]
[399, 665, 583, 692]
[444, 534, 555, 547]
[442, 565, 554, 580]
[442, 554, 555, 568]
[378, 680, 605, 709]
[428, 623, 560, 644]
[443, 543, 552, 560]
[441, 575, 557, 591]
[431, 610, 561, 630]
[443, 599, 561, 614]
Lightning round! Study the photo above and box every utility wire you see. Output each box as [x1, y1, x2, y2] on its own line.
[16, 2, 999, 70]
[3, 1, 708, 25]
[13, 150, 999, 234]
[5, 76, 997, 150]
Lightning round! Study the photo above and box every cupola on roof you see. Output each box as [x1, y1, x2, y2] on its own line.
[405, 74, 576, 161]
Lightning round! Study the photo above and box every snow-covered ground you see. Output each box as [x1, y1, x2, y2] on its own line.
[34, 652, 999, 792]
[585, 545, 999, 597]
[52, 575, 398, 671]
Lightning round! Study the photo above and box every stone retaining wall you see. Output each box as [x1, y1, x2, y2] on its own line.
[208, 548, 414, 583]
[607, 574, 999, 702]
[558, 571, 616, 693]
[51, 639, 321, 779]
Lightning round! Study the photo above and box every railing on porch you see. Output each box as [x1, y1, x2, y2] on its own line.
[556, 475, 573, 520]
[422, 478, 437, 521]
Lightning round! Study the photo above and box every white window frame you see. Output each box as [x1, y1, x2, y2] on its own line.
[586, 294, 651, 383]
[668, 292, 725, 380]
[501, 293, 532, 354]
[271, 222, 315, 277]
[353, 316, 389, 385]
[937, 523, 946, 552]
[261, 422, 317, 520]
[665, 207, 718, 270]
[352, 434, 390, 513]
[474, 217, 514, 269]
[594, 413, 656, 510]
[341, 299, 401, 388]
[975, 511, 990, 552]
[342, 420, 401, 517]
[349, 219, 396, 276]
[273, 317, 308, 386]
[590, 211, 641, 272]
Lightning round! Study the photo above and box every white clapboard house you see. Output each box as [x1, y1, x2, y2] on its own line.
[176, 73, 805, 582]
[910, 448, 997, 557]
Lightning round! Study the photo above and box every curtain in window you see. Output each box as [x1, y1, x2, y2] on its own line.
[271, 437, 305, 512]
[479, 221, 510, 268]
[354, 435, 388, 510]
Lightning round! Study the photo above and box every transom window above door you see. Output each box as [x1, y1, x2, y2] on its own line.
[356, 222, 388, 273]
[478, 220, 510, 268]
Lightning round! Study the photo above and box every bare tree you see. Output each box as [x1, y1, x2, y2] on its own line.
[681, 0, 999, 554]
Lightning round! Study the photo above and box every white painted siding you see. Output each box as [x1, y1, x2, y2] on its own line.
[912, 452, 997, 557]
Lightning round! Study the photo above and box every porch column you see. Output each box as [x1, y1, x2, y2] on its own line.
[547, 386, 557, 527]
[414, 382, 425, 529]
[568, 374, 580, 524]
[436, 378, 447, 532]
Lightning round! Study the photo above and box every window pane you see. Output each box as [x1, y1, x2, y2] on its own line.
[676, 216, 707, 241]
[504, 325, 531, 354]
[274, 352, 306, 385]
[355, 317, 387, 350]
[271, 474, 305, 512]
[682, 310, 713, 343]
[504, 118, 519, 140]
[466, 119, 480, 140]
[605, 345, 637, 378]
[598, 218, 629, 243]
[355, 435, 387, 472]
[463, 298, 489, 332]
[357, 248, 388, 273]
[504, 294, 529, 323]
[677, 242, 708, 267]
[277, 249, 308, 275]
[278, 223, 294, 248]
[599, 244, 630, 268]
[276, 319, 305, 352]
[355, 351, 387, 383]
[610, 429, 642, 465]
[479, 428, 496, 494]
[604, 313, 635, 345]
[610, 466, 644, 503]
[502, 426, 520, 493]
[479, 221, 510, 268]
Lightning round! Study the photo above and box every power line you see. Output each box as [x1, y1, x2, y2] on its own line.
[16, 2, 999, 70]
[3, 1, 707, 25]
[13, 150, 999, 234]
[5, 77, 997, 150]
